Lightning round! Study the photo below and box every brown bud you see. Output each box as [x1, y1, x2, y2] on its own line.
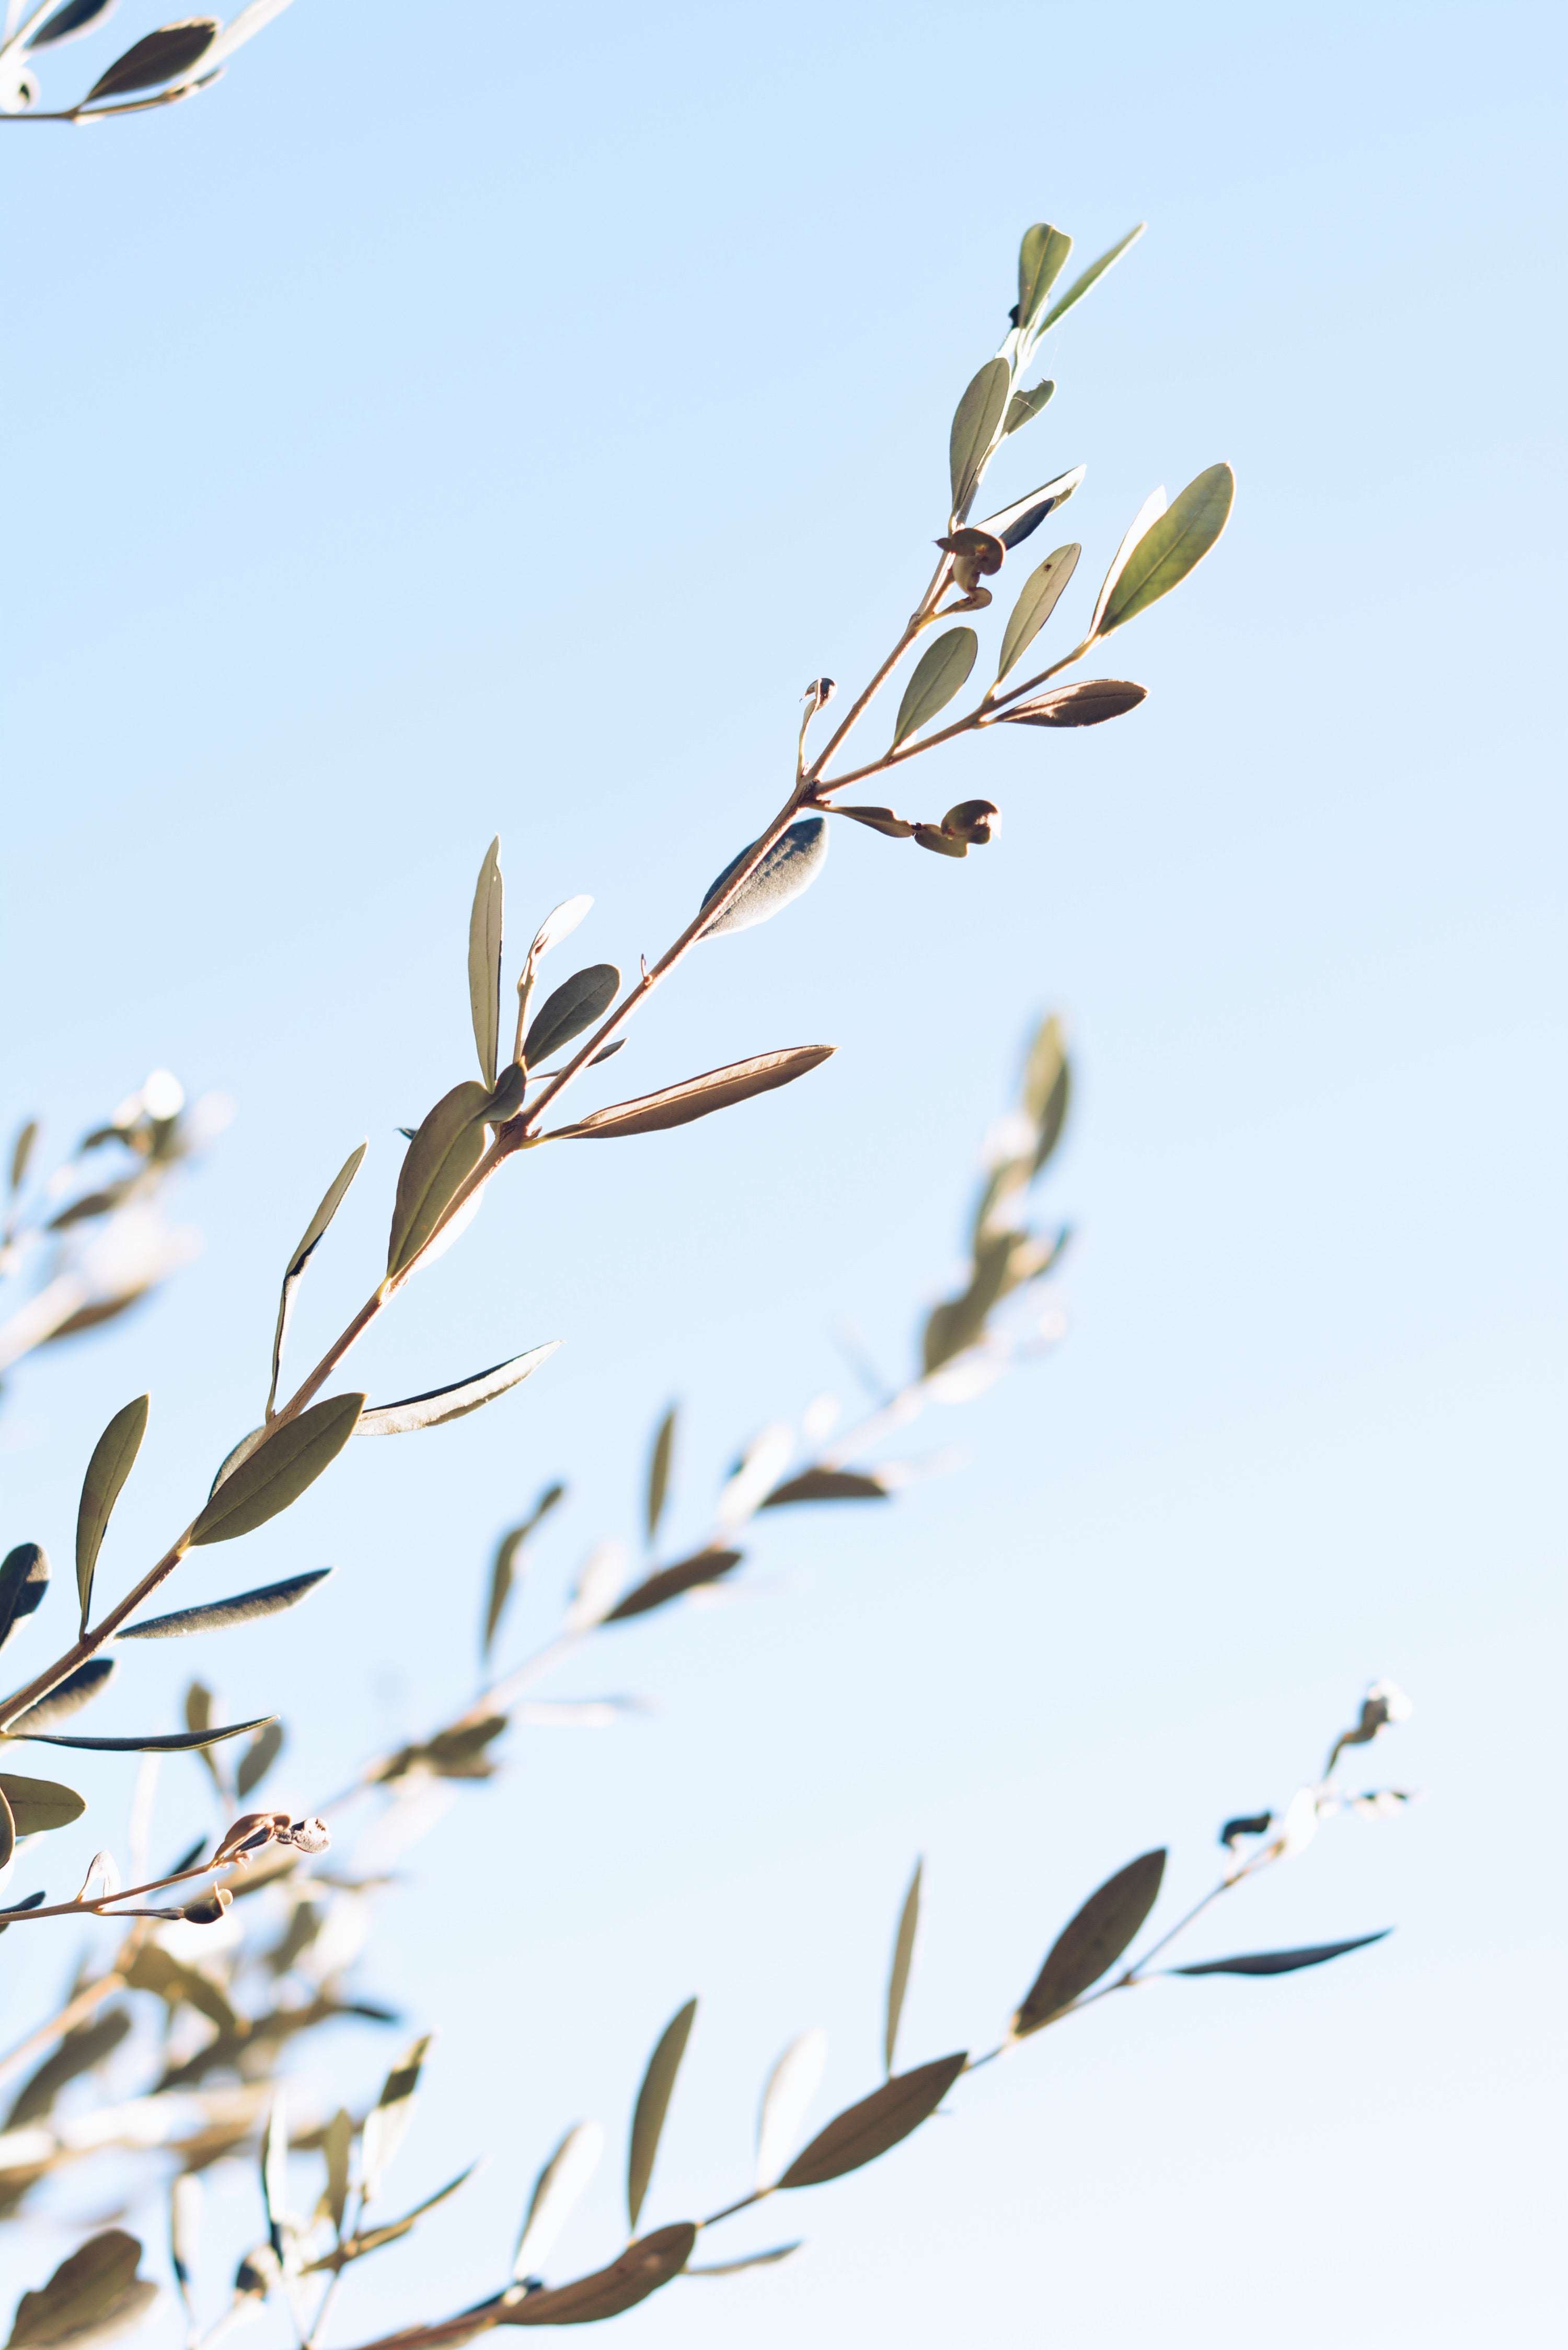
[801, 676, 836, 711]
[941, 799, 1000, 846]
[913, 823, 969, 859]
[181, 1887, 234, 1925]
[935, 527, 1006, 577]
[213, 1811, 290, 1867]
[281, 1816, 330, 1854]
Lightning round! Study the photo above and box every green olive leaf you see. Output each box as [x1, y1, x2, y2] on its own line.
[700, 819, 828, 938]
[15, 1713, 276, 1755]
[892, 628, 977, 748]
[386, 1082, 490, 1277]
[117, 1568, 332, 1641]
[4, 2229, 157, 2350]
[1170, 1931, 1391, 1978]
[0, 1773, 87, 1835]
[777, 2053, 967, 2189]
[190, 1396, 364, 1547]
[268, 1143, 367, 1416]
[468, 837, 504, 1089]
[1003, 379, 1055, 437]
[523, 965, 620, 1067]
[884, 1859, 922, 2077]
[504, 2225, 696, 2326]
[948, 359, 1010, 519]
[483, 1483, 566, 1661]
[357, 1344, 559, 1436]
[361, 2035, 433, 2202]
[236, 1721, 284, 1798]
[758, 1469, 887, 1507]
[628, 2000, 696, 2231]
[995, 545, 1081, 682]
[603, 1547, 742, 1622]
[1035, 222, 1146, 335]
[1001, 679, 1148, 728]
[645, 1405, 677, 1547]
[1096, 463, 1235, 635]
[548, 1048, 834, 1141]
[1016, 223, 1074, 333]
[82, 20, 218, 105]
[6, 1659, 115, 1732]
[75, 1398, 149, 1635]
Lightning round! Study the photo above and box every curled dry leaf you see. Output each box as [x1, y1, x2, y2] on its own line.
[914, 824, 969, 859]
[603, 1547, 743, 1621]
[190, 1395, 364, 1546]
[358, 1344, 559, 1437]
[831, 806, 916, 839]
[1002, 679, 1148, 729]
[117, 1567, 332, 1642]
[700, 819, 829, 938]
[1012, 1849, 1167, 2035]
[942, 800, 999, 846]
[1171, 1931, 1391, 1978]
[502, 2224, 697, 2326]
[777, 2053, 967, 2189]
[548, 1047, 834, 1142]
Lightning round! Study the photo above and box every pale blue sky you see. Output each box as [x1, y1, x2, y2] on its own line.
[2, 2, 1564, 2344]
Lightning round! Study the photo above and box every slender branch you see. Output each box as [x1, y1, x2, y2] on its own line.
[0, 1855, 228, 1927]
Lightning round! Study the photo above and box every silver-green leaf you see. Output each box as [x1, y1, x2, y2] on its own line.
[995, 544, 1081, 682]
[117, 1568, 332, 1641]
[268, 1143, 366, 1416]
[467, 837, 504, 1090]
[190, 1396, 364, 1547]
[1096, 463, 1235, 635]
[357, 1344, 559, 1437]
[75, 1397, 149, 1634]
[524, 965, 620, 1067]
[700, 820, 828, 939]
[1016, 223, 1073, 333]
[892, 629, 977, 748]
[948, 359, 1010, 518]
[1035, 222, 1146, 335]
[386, 1082, 490, 1277]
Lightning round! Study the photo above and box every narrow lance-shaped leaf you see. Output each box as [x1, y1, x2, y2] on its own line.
[0, 1544, 50, 1653]
[75, 1396, 148, 1633]
[628, 1998, 696, 2231]
[1096, 463, 1235, 635]
[170, 2172, 201, 2305]
[513, 2121, 604, 2280]
[1035, 222, 1146, 335]
[892, 628, 977, 749]
[505, 2226, 697, 2327]
[948, 358, 1010, 517]
[83, 18, 218, 104]
[759, 1468, 887, 1508]
[6, 1658, 114, 1732]
[387, 1083, 490, 1277]
[0, 1787, 14, 1875]
[996, 544, 1081, 682]
[5, 2231, 158, 2350]
[1016, 223, 1074, 333]
[700, 819, 828, 939]
[483, 1482, 565, 1661]
[1003, 378, 1055, 437]
[117, 1567, 332, 1642]
[8, 1120, 38, 1193]
[1088, 485, 1166, 637]
[261, 2092, 288, 2255]
[237, 1721, 284, 1799]
[361, 2035, 432, 2203]
[978, 465, 1087, 551]
[0, 1775, 87, 1834]
[305, 2166, 476, 2273]
[1171, 1931, 1391, 1978]
[16, 1712, 276, 1754]
[190, 1395, 364, 1547]
[548, 1047, 834, 1142]
[885, 1859, 922, 2076]
[358, 1343, 559, 1437]
[1024, 1013, 1070, 1172]
[1012, 1849, 1167, 2035]
[604, 1547, 742, 1622]
[645, 1404, 676, 1547]
[268, 1144, 366, 1416]
[755, 2028, 827, 2192]
[524, 965, 620, 1067]
[686, 2243, 804, 2278]
[324, 2108, 352, 2236]
[467, 837, 503, 1089]
[777, 2053, 967, 2190]
[1002, 679, 1148, 729]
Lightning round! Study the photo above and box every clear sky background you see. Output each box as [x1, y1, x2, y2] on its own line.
[2, 2, 1564, 2344]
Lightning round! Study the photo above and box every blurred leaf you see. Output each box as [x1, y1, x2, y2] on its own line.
[306, 2167, 475, 2272]
[76, 1396, 148, 1632]
[996, 545, 1080, 682]
[0, 1545, 50, 1653]
[374, 1713, 507, 1784]
[513, 2121, 603, 2280]
[123, 1943, 237, 2033]
[1016, 223, 1074, 333]
[0, 1773, 86, 1834]
[0, 1889, 47, 1934]
[18, 1712, 274, 1753]
[83, 17, 217, 102]
[885, 1860, 922, 2077]
[358, 1344, 559, 1437]
[467, 837, 504, 1090]
[892, 629, 977, 748]
[6, 2011, 130, 2132]
[524, 965, 620, 1067]
[603, 1547, 742, 1622]
[1002, 679, 1148, 728]
[758, 1469, 887, 1508]
[1171, 1931, 1391, 1978]
[833, 806, 915, 839]
[506, 2225, 696, 2326]
[202, 0, 298, 72]
[699, 819, 828, 939]
[0, 1788, 13, 1875]
[8, 1121, 38, 1193]
[1097, 463, 1234, 635]
[645, 1406, 677, 1547]
[550, 1049, 833, 1142]
[386, 1082, 490, 1277]
[1219, 1811, 1273, 1849]
[117, 1568, 332, 1642]
[170, 2173, 200, 2301]
[948, 359, 1009, 516]
[1003, 379, 1055, 436]
[191, 1396, 364, 1547]
[1012, 1849, 1167, 2035]
[361, 2035, 432, 2202]
[778, 2053, 966, 2189]
[261, 2094, 287, 2256]
[977, 466, 1086, 552]
[483, 1483, 566, 1661]
[755, 2029, 826, 2192]
[1036, 223, 1145, 333]
[7, 1657, 115, 1731]
[628, 1999, 696, 2231]
[527, 895, 593, 960]
[268, 1143, 366, 1416]
[323, 2109, 351, 2236]
[5, 2230, 157, 2350]
[687, 2244, 803, 2277]
[237, 1722, 284, 1799]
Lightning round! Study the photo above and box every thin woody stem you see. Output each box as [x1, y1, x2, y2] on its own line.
[803, 555, 952, 785]
[0, 1856, 228, 1927]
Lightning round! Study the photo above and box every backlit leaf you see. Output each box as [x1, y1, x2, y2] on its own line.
[1002, 379, 1055, 436]
[269, 1144, 366, 1415]
[117, 1568, 332, 1642]
[1002, 679, 1147, 728]
[995, 545, 1080, 682]
[700, 819, 828, 938]
[1171, 1931, 1391, 1978]
[483, 1484, 565, 1661]
[1096, 463, 1234, 635]
[0, 1546, 50, 1654]
[386, 1082, 490, 1277]
[5, 2229, 157, 2350]
[1016, 223, 1074, 333]
[948, 358, 1009, 516]
[756, 2029, 826, 2191]
[6, 1658, 114, 1732]
[83, 17, 216, 102]
[1035, 223, 1146, 334]
[16, 1713, 274, 1754]
[628, 1999, 696, 2231]
[758, 1469, 887, 1508]
[1023, 1013, 1070, 1172]
[687, 2243, 803, 2277]
[527, 896, 593, 961]
[977, 465, 1086, 551]
[170, 2173, 200, 2299]
[891, 628, 977, 749]
[777, 2053, 966, 2190]
[8, 1122, 39, 1189]
[358, 1344, 559, 1437]
[549, 1048, 833, 1142]
[75, 1396, 148, 1632]
[885, 1860, 921, 2077]
[1012, 1849, 1166, 2035]
[190, 1396, 364, 1547]
[0, 1774, 86, 1835]
[324, 2109, 351, 2234]
[261, 2093, 287, 2255]
[305, 2167, 474, 2272]
[513, 2121, 603, 2280]
[504, 2224, 696, 2326]
[524, 966, 620, 1067]
[1088, 486, 1166, 636]
[236, 1721, 284, 1799]
[7, 2010, 131, 2131]
[467, 837, 504, 1089]
[603, 1548, 742, 1622]
[361, 2035, 432, 2202]
[645, 1406, 676, 1547]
